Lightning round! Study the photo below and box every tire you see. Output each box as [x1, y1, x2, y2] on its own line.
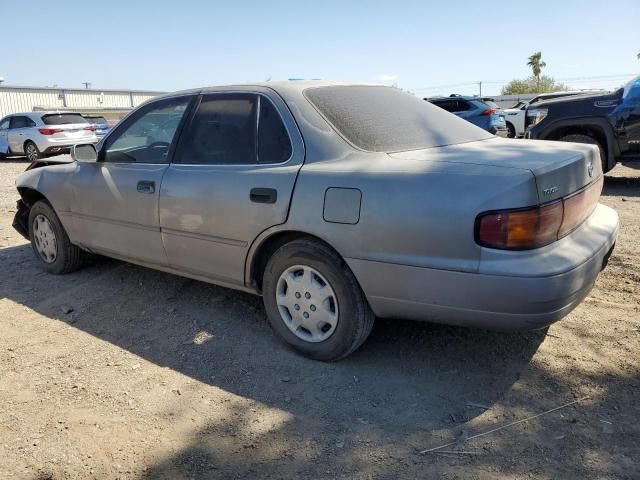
[558, 134, 608, 173]
[262, 239, 375, 361]
[24, 141, 41, 162]
[506, 122, 516, 139]
[28, 200, 88, 274]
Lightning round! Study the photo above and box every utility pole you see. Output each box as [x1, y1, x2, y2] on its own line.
[478, 81, 482, 97]
[82, 82, 91, 89]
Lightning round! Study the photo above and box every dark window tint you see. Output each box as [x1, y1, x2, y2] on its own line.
[428, 99, 470, 113]
[104, 96, 191, 164]
[307, 86, 491, 152]
[10, 116, 35, 128]
[178, 94, 257, 164]
[42, 113, 88, 125]
[258, 97, 292, 163]
[84, 116, 108, 124]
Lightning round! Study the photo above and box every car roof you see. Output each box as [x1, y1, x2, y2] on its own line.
[152, 80, 389, 101]
[3, 111, 84, 118]
[425, 95, 484, 102]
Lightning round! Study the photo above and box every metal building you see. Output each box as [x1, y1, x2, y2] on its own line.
[0, 85, 164, 121]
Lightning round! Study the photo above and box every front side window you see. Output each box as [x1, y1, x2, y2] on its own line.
[0, 118, 10, 130]
[176, 93, 292, 165]
[103, 96, 191, 164]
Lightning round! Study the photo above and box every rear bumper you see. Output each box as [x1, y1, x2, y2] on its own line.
[490, 126, 509, 137]
[347, 203, 619, 330]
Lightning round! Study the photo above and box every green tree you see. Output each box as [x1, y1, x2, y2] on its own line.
[501, 75, 569, 95]
[527, 51, 547, 89]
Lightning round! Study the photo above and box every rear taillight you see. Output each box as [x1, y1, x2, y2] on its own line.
[476, 176, 603, 250]
[84, 126, 96, 131]
[38, 128, 63, 135]
[481, 108, 497, 116]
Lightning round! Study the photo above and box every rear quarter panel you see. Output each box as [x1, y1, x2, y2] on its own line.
[283, 153, 538, 274]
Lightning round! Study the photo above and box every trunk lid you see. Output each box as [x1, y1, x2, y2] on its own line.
[389, 138, 601, 203]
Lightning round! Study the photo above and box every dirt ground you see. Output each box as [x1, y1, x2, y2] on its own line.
[0, 157, 638, 480]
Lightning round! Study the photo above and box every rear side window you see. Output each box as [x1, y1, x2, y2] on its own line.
[42, 113, 88, 125]
[306, 86, 491, 152]
[9, 116, 35, 128]
[257, 97, 292, 163]
[177, 93, 292, 165]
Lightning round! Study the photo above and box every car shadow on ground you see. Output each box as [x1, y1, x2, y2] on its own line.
[0, 240, 554, 477]
[603, 173, 640, 197]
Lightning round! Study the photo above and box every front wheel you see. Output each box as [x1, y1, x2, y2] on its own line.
[28, 200, 89, 274]
[506, 122, 516, 138]
[262, 239, 375, 361]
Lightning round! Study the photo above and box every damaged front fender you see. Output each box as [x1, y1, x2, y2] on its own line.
[12, 199, 30, 240]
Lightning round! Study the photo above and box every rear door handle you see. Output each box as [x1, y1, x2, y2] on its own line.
[137, 180, 155, 194]
[250, 188, 277, 204]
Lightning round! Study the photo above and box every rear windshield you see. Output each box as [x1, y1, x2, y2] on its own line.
[482, 100, 500, 109]
[42, 113, 88, 125]
[304, 86, 492, 152]
[84, 116, 108, 124]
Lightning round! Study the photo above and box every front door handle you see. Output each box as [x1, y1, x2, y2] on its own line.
[250, 188, 277, 204]
[137, 180, 155, 194]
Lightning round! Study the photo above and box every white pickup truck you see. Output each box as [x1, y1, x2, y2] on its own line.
[503, 91, 600, 138]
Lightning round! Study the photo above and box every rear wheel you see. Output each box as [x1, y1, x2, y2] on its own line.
[24, 141, 41, 162]
[28, 200, 88, 274]
[558, 134, 608, 173]
[262, 239, 375, 361]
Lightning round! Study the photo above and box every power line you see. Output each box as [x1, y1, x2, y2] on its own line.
[409, 73, 637, 92]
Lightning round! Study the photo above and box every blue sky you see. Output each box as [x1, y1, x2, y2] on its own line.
[2, 0, 639, 95]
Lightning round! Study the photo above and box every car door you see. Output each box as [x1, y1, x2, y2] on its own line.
[8, 115, 34, 153]
[68, 94, 195, 265]
[159, 88, 304, 287]
[0, 117, 9, 154]
[617, 78, 640, 155]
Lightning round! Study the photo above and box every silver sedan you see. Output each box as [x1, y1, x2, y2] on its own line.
[12, 82, 619, 360]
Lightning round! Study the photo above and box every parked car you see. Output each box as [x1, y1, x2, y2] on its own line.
[503, 91, 602, 138]
[12, 82, 618, 360]
[426, 95, 508, 137]
[526, 76, 640, 173]
[82, 115, 111, 138]
[0, 112, 97, 161]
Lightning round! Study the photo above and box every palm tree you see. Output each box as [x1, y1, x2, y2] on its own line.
[527, 52, 546, 90]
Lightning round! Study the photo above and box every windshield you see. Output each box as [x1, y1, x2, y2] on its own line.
[42, 113, 88, 125]
[623, 75, 640, 99]
[304, 86, 492, 152]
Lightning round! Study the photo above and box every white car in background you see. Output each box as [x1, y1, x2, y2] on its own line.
[0, 112, 97, 161]
[503, 91, 601, 138]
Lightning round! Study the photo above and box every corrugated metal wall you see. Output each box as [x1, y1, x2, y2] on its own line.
[0, 86, 162, 117]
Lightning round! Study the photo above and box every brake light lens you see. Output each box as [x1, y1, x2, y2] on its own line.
[83, 126, 96, 131]
[476, 176, 603, 250]
[38, 128, 63, 135]
[481, 108, 497, 116]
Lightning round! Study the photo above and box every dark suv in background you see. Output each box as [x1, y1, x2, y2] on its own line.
[526, 75, 640, 172]
[426, 95, 508, 137]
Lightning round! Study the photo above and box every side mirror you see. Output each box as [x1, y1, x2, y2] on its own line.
[71, 143, 98, 162]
